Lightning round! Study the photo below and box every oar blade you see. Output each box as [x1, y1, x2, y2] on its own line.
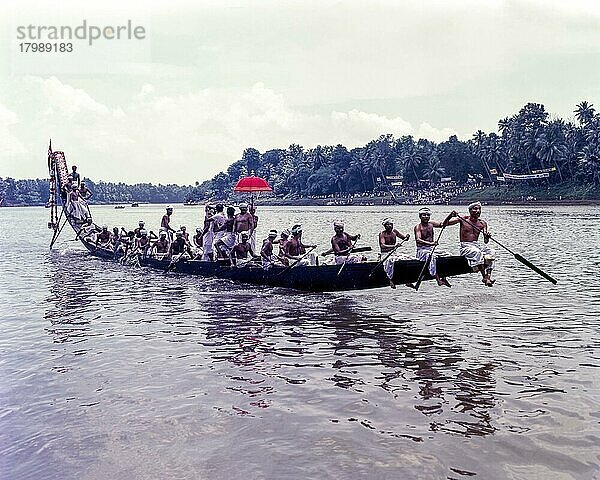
[514, 253, 557, 284]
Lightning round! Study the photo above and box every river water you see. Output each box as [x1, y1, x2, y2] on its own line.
[1, 204, 598, 480]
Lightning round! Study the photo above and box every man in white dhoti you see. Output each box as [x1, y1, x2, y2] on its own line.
[201, 205, 215, 261]
[414, 207, 452, 287]
[447, 202, 496, 286]
[66, 185, 89, 223]
[379, 218, 411, 289]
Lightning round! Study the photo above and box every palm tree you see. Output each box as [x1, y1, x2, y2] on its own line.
[424, 153, 444, 183]
[574, 101, 596, 126]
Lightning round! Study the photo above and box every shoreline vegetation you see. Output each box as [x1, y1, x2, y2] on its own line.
[2, 101, 600, 207]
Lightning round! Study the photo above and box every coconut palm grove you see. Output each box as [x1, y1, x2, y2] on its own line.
[1, 101, 600, 206]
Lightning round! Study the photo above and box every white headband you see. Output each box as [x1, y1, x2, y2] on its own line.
[468, 202, 482, 210]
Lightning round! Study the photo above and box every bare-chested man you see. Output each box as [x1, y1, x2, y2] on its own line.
[414, 207, 453, 287]
[230, 232, 259, 266]
[260, 230, 280, 268]
[233, 203, 255, 244]
[283, 224, 317, 266]
[161, 206, 175, 239]
[379, 218, 409, 253]
[330, 220, 362, 264]
[377, 218, 410, 288]
[446, 202, 495, 286]
[96, 225, 112, 248]
[152, 230, 170, 256]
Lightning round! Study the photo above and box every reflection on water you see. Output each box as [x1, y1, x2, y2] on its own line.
[1, 205, 599, 480]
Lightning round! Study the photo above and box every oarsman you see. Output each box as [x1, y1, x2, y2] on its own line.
[134, 221, 145, 238]
[71, 165, 81, 187]
[151, 230, 170, 256]
[446, 202, 496, 287]
[180, 225, 190, 242]
[379, 218, 409, 253]
[414, 207, 452, 288]
[260, 229, 280, 268]
[161, 206, 176, 239]
[136, 229, 151, 259]
[170, 230, 193, 259]
[79, 218, 100, 244]
[378, 218, 411, 289]
[278, 229, 290, 265]
[214, 206, 237, 259]
[96, 225, 112, 248]
[283, 224, 317, 266]
[201, 205, 215, 261]
[111, 227, 123, 257]
[233, 202, 255, 245]
[229, 231, 259, 267]
[330, 220, 363, 264]
[79, 181, 92, 201]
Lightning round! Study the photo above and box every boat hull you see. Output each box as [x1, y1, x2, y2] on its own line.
[84, 243, 472, 292]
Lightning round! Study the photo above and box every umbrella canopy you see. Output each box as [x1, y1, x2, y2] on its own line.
[233, 176, 273, 192]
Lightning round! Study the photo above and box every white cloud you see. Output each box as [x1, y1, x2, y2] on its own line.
[0, 77, 460, 183]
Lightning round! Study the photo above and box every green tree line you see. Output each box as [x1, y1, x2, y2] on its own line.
[0, 178, 191, 206]
[186, 101, 600, 201]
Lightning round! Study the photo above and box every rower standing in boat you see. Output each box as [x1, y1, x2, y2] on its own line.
[260, 229, 280, 269]
[379, 218, 410, 289]
[331, 221, 363, 264]
[161, 206, 175, 240]
[414, 207, 452, 287]
[283, 224, 317, 266]
[446, 202, 496, 286]
[233, 203, 255, 246]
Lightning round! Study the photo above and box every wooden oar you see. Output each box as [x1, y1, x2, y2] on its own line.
[321, 246, 372, 256]
[368, 235, 409, 277]
[413, 225, 447, 291]
[276, 246, 317, 276]
[458, 215, 557, 284]
[337, 239, 360, 276]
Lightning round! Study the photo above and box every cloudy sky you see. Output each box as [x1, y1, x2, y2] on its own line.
[1, 0, 599, 184]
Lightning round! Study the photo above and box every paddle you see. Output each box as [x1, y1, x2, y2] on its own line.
[368, 234, 410, 277]
[337, 238, 360, 276]
[321, 246, 372, 255]
[458, 215, 557, 284]
[413, 225, 447, 291]
[276, 245, 317, 276]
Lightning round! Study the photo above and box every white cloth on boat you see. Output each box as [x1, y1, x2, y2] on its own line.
[415, 245, 450, 278]
[334, 254, 361, 265]
[460, 241, 495, 272]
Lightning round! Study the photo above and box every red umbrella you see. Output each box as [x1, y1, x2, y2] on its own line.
[233, 176, 273, 192]
[233, 176, 272, 208]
